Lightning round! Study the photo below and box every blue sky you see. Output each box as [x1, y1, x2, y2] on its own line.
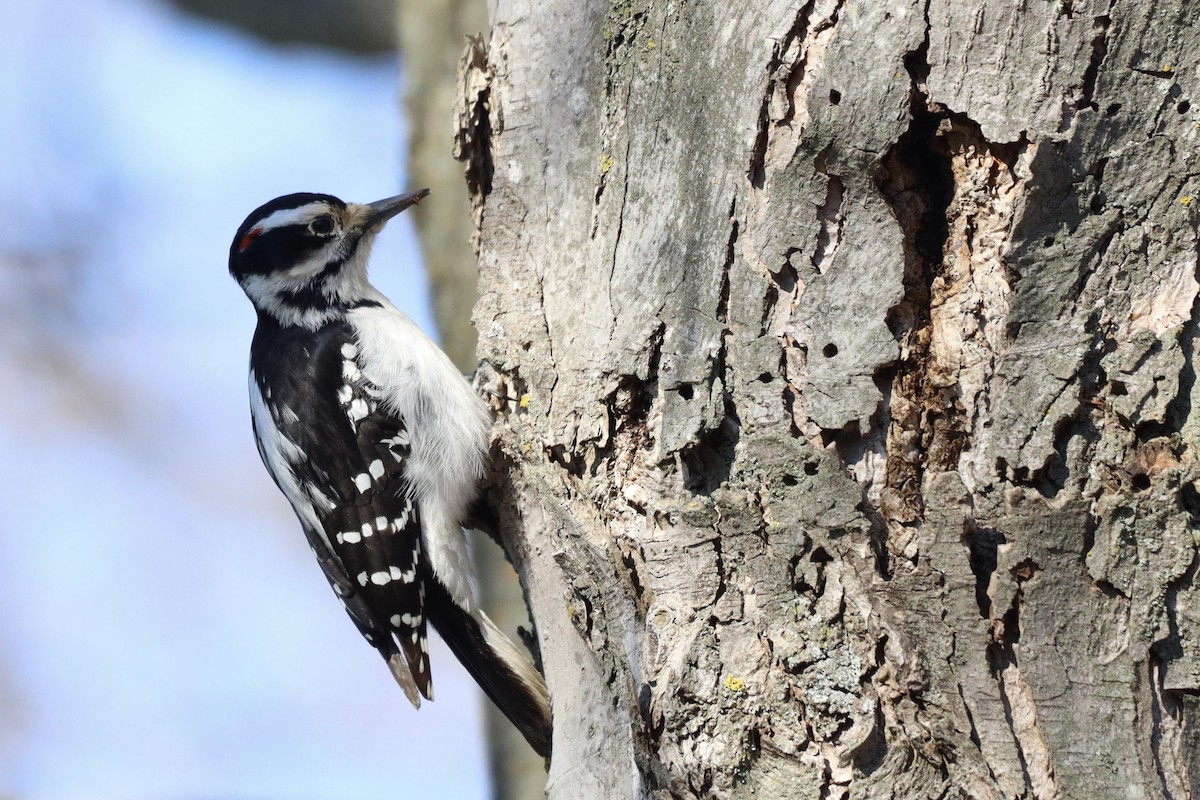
[0, 0, 488, 796]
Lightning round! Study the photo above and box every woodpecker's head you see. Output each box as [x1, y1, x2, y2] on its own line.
[229, 189, 428, 328]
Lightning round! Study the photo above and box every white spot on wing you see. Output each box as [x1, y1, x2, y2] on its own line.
[370, 571, 392, 585]
[369, 459, 385, 479]
[357, 572, 369, 586]
[341, 343, 358, 359]
[353, 473, 371, 493]
[341, 529, 361, 544]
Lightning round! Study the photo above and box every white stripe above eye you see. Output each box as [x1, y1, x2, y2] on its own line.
[254, 202, 332, 234]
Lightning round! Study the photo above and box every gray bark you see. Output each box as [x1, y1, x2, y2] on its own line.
[461, 1, 1200, 798]
[397, 3, 550, 798]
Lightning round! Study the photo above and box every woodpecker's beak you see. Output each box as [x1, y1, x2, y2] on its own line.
[361, 189, 430, 232]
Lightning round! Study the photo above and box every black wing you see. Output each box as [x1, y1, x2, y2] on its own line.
[320, 405, 431, 705]
[251, 319, 431, 705]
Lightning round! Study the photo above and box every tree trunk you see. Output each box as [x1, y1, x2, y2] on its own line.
[460, 1, 1200, 797]
[397, 2, 551, 798]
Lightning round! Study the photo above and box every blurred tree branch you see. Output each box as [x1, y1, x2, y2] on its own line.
[169, 0, 397, 53]
[396, 0, 483, 370]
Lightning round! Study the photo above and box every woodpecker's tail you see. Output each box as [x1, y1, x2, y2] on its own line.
[425, 576, 552, 757]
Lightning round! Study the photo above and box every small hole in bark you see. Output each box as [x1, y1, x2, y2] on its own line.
[1179, 100, 1191, 114]
[678, 384, 694, 400]
[1090, 194, 1105, 214]
[822, 343, 838, 358]
[782, 474, 798, 486]
[1110, 381, 1128, 396]
[1132, 473, 1151, 491]
[810, 546, 832, 563]
[1043, 236, 1055, 247]
[804, 461, 819, 475]
[757, 372, 774, 383]
[1106, 103, 1122, 116]
[829, 89, 841, 105]
[1010, 558, 1041, 581]
[521, 341, 531, 351]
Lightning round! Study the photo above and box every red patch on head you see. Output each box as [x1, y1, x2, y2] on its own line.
[238, 226, 263, 252]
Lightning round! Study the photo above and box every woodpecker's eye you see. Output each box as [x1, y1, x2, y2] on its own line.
[309, 215, 336, 236]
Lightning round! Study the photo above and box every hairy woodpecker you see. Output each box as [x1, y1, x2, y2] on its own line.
[229, 190, 550, 757]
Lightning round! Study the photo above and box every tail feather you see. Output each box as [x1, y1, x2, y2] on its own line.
[425, 576, 552, 757]
[387, 653, 425, 708]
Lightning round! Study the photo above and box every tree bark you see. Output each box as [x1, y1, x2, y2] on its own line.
[397, 2, 550, 798]
[461, 1, 1200, 798]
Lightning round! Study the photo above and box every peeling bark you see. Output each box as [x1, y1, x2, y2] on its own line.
[459, 2, 1200, 797]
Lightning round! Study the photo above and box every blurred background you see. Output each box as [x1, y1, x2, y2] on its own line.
[0, 0, 536, 797]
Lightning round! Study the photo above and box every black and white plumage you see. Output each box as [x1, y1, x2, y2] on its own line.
[229, 190, 550, 756]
